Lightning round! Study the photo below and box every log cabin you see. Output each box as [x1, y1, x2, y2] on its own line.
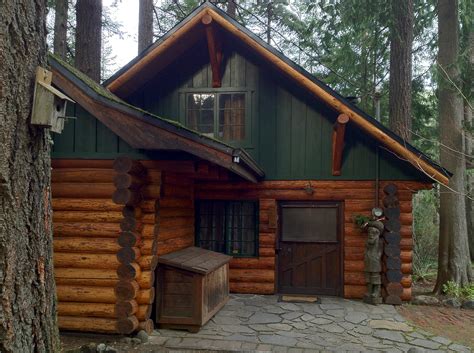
[47, 2, 451, 334]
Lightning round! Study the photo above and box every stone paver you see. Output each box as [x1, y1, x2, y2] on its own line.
[146, 294, 472, 352]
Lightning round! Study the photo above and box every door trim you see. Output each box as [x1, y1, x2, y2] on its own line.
[275, 201, 344, 296]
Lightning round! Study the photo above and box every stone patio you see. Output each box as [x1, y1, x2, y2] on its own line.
[146, 294, 472, 352]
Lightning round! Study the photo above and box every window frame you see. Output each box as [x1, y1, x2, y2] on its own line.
[180, 89, 252, 146]
[195, 199, 260, 258]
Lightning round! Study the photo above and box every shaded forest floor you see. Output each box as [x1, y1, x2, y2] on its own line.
[396, 273, 474, 349]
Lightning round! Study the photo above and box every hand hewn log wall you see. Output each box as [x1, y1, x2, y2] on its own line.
[195, 180, 431, 300]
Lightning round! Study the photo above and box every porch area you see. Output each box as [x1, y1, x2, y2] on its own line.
[146, 294, 467, 352]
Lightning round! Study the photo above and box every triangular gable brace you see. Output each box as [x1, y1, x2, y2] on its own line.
[104, 2, 450, 185]
[49, 56, 264, 183]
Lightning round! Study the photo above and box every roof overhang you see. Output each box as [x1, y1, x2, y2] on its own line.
[49, 56, 264, 183]
[104, 2, 451, 185]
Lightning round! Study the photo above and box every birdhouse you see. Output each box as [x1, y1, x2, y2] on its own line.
[31, 66, 75, 133]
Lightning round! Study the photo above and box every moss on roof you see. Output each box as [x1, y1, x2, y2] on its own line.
[48, 53, 233, 149]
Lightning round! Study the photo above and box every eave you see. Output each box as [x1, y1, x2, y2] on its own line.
[49, 56, 264, 183]
[104, 2, 450, 186]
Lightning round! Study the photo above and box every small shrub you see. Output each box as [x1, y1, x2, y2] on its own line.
[442, 281, 474, 300]
[353, 214, 370, 229]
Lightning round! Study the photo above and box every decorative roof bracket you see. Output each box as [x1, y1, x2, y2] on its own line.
[202, 14, 223, 88]
[332, 113, 349, 176]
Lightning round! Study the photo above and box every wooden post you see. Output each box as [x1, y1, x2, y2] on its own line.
[202, 14, 223, 88]
[332, 114, 349, 176]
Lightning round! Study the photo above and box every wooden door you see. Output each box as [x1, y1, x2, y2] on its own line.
[277, 202, 342, 296]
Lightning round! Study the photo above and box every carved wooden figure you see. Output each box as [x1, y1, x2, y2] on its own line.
[364, 220, 384, 304]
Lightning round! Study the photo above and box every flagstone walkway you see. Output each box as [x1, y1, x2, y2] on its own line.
[146, 294, 471, 352]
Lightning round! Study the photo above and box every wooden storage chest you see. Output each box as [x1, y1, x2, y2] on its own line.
[156, 247, 231, 332]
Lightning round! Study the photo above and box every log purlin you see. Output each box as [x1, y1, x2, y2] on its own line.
[195, 180, 431, 300]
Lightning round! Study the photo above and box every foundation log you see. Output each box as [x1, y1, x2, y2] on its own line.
[58, 316, 118, 333]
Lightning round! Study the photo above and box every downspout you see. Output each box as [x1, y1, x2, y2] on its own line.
[374, 90, 381, 207]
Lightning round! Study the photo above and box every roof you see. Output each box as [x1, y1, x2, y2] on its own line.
[104, 2, 451, 185]
[48, 54, 264, 183]
[157, 247, 231, 275]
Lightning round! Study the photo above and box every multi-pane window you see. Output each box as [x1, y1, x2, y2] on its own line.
[186, 93, 246, 142]
[196, 200, 258, 257]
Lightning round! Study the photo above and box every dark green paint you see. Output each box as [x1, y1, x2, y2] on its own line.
[53, 42, 427, 182]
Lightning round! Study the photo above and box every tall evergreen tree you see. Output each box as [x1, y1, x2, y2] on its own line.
[435, 0, 472, 291]
[75, 0, 102, 82]
[388, 0, 413, 141]
[139, 0, 154, 53]
[0, 1, 60, 351]
[53, 0, 68, 59]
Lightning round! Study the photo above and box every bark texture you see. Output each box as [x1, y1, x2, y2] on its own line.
[388, 0, 413, 141]
[53, 0, 68, 59]
[0, 1, 60, 352]
[227, 0, 236, 18]
[465, 29, 474, 260]
[435, 0, 472, 292]
[138, 0, 154, 53]
[75, 0, 102, 82]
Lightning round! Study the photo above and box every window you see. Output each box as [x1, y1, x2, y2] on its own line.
[186, 93, 246, 142]
[196, 200, 258, 257]
[280, 203, 338, 243]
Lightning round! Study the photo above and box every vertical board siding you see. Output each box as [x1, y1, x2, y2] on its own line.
[53, 43, 429, 182]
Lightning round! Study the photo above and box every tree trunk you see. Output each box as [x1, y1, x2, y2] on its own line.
[465, 30, 474, 260]
[227, 0, 236, 18]
[75, 0, 102, 82]
[0, 1, 60, 352]
[435, 0, 472, 292]
[388, 0, 413, 141]
[266, 2, 272, 44]
[138, 0, 154, 53]
[53, 0, 68, 59]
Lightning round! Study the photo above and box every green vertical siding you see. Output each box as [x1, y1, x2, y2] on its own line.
[53, 42, 428, 181]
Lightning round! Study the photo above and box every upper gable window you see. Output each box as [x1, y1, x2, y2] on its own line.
[186, 92, 246, 142]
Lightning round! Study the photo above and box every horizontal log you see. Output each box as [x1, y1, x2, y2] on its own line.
[53, 222, 120, 237]
[55, 278, 117, 287]
[55, 268, 118, 281]
[139, 239, 157, 256]
[162, 173, 193, 186]
[53, 211, 123, 223]
[230, 257, 275, 270]
[58, 316, 118, 333]
[345, 200, 411, 213]
[137, 271, 154, 289]
[159, 197, 193, 209]
[156, 237, 194, 256]
[158, 227, 194, 242]
[140, 160, 196, 174]
[57, 285, 116, 303]
[344, 247, 365, 261]
[230, 282, 274, 294]
[142, 224, 158, 238]
[344, 271, 365, 285]
[52, 168, 115, 183]
[141, 200, 157, 213]
[259, 247, 275, 257]
[54, 237, 120, 253]
[259, 233, 275, 246]
[159, 217, 194, 229]
[54, 253, 119, 269]
[229, 269, 274, 283]
[137, 255, 158, 271]
[142, 184, 162, 200]
[58, 302, 116, 318]
[52, 198, 122, 212]
[344, 285, 366, 299]
[136, 287, 155, 304]
[137, 305, 152, 321]
[161, 184, 193, 199]
[159, 208, 194, 218]
[52, 183, 115, 198]
[344, 260, 364, 272]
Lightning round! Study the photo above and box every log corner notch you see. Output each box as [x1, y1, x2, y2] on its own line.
[332, 113, 350, 176]
[202, 14, 223, 88]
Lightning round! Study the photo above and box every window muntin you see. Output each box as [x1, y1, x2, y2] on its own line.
[196, 200, 258, 257]
[186, 92, 246, 142]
